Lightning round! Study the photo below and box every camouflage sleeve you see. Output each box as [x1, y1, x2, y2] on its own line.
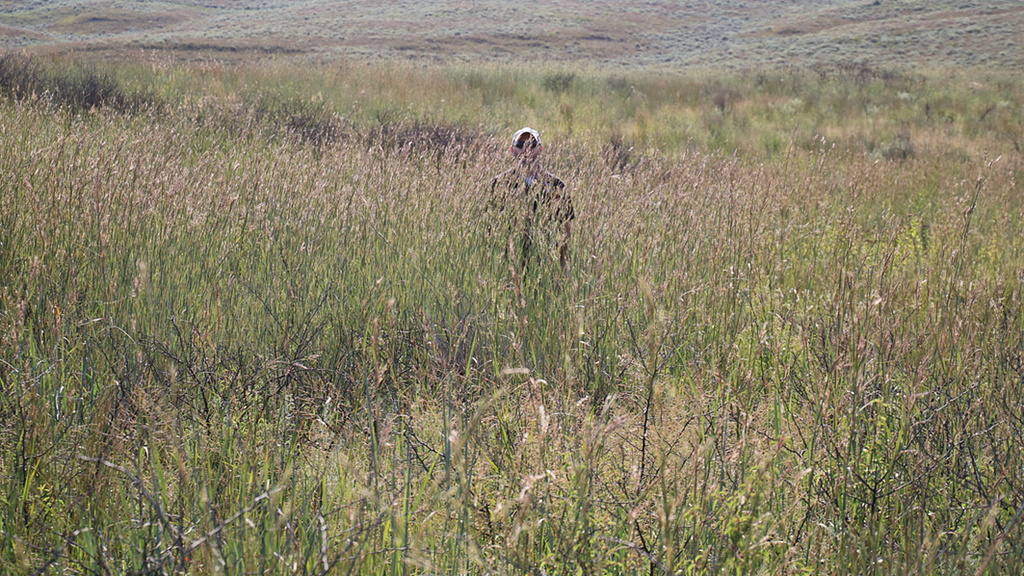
[547, 174, 574, 223]
[487, 174, 507, 215]
[483, 174, 509, 237]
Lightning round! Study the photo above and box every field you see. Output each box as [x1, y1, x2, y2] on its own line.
[2, 0, 1024, 70]
[1, 4, 1024, 574]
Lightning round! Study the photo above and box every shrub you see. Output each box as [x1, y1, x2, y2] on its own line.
[0, 54, 159, 113]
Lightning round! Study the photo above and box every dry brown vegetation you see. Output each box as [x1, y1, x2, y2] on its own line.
[1, 0, 1023, 71]
[0, 54, 1023, 574]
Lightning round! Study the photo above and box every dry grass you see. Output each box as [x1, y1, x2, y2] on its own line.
[1, 0, 1023, 71]
[0, 57, 1023, 574]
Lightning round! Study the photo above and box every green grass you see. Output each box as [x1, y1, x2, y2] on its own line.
[1, 55, 1023, 574]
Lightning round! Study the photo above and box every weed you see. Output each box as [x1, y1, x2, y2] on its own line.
[1, 56, 1023, 575]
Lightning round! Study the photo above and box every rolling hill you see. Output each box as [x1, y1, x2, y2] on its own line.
[1, 0, 1022, 70]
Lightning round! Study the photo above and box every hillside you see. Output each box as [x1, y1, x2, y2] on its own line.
[4, 0, 1024, 573]
[1, 0, 1022, 70]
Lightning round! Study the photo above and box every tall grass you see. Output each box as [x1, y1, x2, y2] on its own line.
[8, 53, 1017, 159]
[0, 55, 1023, 574]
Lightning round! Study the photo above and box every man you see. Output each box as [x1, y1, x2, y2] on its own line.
[487, 127, 575, 270]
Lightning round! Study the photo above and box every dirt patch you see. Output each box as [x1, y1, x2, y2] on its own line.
[0, 24, 46, 39]
[401, 28, 635, 62]
[47, 8, 194, 36]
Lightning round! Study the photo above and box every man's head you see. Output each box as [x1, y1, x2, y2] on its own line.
[510, 127, 542, 160]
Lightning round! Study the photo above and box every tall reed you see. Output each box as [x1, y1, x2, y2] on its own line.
[0, 58, 1023, 574]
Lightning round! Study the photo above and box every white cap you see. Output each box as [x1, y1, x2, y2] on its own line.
[511, 127, 541, 149]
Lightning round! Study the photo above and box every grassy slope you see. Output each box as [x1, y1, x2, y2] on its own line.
[1, 3, 1024, 573]
[0, 56, 1022, 574]
[1, 0, 1023, 70]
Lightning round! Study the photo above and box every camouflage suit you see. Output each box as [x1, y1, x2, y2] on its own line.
[488, 165, 574, 269]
